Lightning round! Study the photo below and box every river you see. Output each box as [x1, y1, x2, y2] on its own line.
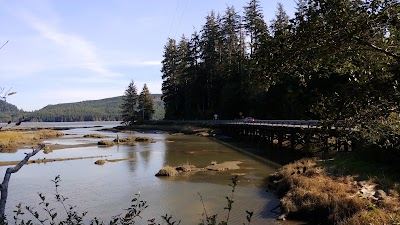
[0, 121, 288, 225]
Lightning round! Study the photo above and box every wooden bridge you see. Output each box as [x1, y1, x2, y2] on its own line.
[163, 120, 354, 152]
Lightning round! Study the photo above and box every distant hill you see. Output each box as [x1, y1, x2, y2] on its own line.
[0, 100, 23, 122]
[0, 100, 20, 113]
[30, 95, 164, 122]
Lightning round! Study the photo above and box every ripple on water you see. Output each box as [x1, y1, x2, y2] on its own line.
[0, 122, 287, 225]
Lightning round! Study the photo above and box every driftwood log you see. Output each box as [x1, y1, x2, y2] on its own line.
[0, 144, 45, 219]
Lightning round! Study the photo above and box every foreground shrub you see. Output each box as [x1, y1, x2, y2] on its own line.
[2, 175, 253, 225]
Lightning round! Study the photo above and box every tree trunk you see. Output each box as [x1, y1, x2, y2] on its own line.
[0, 144, 45, 219]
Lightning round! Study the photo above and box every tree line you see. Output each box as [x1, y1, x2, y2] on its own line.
[0, 93, 164, 123]
[161, 0, 399, 147]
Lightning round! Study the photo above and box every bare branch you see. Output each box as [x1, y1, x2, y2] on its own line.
[0, 144, 46, 219]
[0, 40, 8, 51]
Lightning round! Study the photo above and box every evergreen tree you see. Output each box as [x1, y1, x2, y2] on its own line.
[200, 11, 223, 116]
[161, 38, 180, 119]
[138, 84, 155, 121]
[243, 0, 269, 57]
[120, 80, 139, 125]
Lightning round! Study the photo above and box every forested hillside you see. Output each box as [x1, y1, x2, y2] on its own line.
[31, 95, 164, 122]
[31, 97, 123, 122]
[0, 100, 23, 122]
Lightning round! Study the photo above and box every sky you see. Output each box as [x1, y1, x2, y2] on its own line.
[0, 0, 297, 111]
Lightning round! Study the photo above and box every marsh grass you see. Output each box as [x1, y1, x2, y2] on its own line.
[0, 130, 64, 152]
[83, 134, 108, 138]
[114, 136, 153, 143]
[270, 157, 400, 224]
[94, 159, 106, 165]
[43, 146, 53, 154]
[98, 140, 114, 146]
[155, 165, 178, 176]
[269, 159, 368, 224]
[340, 208, 400, 225]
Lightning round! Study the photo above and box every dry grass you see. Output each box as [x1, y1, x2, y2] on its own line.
[205, 161, 242, 171]
[114, 136, 153, 143]
[0, 130, 64, 152]
[32, 130, 64, 139]
[83, 134, 108, 138]
[269, 158, 400, 224]
[94, 160, 106, 165]
[155, 161, 242, 177]
[339, 208, 400, 225]
[155, 166, 178, 176]
[98, 140, 114, 146]
[269, 159, 369, 224]
[43, 146, 53, 154]
[0, 155, 109, 167]
[176, 164, 196, 172]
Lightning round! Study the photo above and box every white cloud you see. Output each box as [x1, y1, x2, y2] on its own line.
[19, 11, 121, 78]
[117, 60, 162, 66]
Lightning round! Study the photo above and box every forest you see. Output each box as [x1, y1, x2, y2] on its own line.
[0, 94, 165, 123]
[161, 0, 399, 147]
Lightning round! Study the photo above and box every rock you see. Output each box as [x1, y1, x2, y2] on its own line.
[374, 189, 387, 200]
[94, 160, 105, 165]
[278, 214, 286, 221]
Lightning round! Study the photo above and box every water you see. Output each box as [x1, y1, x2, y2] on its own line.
[0, 122, 286, 225]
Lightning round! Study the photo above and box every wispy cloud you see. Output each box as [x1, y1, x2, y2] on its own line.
[19, 10, 121, 78]
[107, 59, 162, 67]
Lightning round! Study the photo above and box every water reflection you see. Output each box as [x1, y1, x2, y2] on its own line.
[0, 122, 282, 225]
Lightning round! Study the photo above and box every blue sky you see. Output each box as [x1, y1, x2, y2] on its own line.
[0, 0, 297, 111]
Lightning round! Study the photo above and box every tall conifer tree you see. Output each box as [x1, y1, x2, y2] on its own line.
[138, 84, 155, 121]
[120, 80, 138, 125]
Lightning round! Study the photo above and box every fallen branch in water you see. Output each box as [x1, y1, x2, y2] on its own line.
[0, 144, 45, 219]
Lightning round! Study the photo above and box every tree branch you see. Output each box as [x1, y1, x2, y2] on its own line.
[354, 36, 400, 61]
[0, 144, 45, 219]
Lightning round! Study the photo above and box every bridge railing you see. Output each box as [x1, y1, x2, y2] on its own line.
[160, 119, 320, 128]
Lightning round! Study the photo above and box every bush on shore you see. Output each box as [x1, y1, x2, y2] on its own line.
[1, 175, 252, 225]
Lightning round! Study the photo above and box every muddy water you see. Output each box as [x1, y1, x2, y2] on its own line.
[0, 122, 298, 225]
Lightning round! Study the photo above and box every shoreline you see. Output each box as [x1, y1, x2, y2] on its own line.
[113, 124, 400, 224]
[2, 123, 399, 224]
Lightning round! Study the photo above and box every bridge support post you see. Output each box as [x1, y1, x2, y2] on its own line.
[278, 132, 283, 149]
[291, 133, 296, 151]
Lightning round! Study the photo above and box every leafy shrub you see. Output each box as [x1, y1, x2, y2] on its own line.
[2, 176, 253, 225]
